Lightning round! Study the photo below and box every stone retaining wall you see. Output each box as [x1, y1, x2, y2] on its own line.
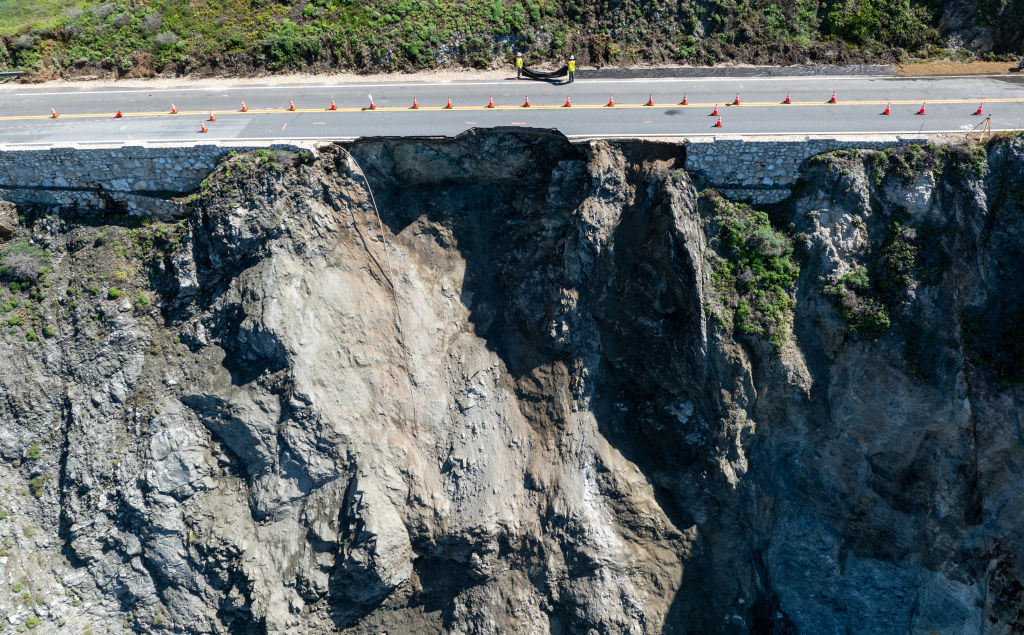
[684, 135, 929, 203]
[0, 135, 935, 217]
[0, 143, 313, 218]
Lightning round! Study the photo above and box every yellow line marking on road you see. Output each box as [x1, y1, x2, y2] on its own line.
[2, 97, 1022, 121]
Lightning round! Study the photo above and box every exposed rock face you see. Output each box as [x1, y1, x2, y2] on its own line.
[0, 201, 16, 241]
[0, 130, 1022, 634]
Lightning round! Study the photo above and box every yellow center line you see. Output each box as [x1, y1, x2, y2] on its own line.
[1, 97, 1020, 122]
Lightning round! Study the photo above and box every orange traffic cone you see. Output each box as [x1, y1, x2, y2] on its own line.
[329, 97, 337, 111]
[486, 96, 495, 108]
[783, 90, 791, 104]
[713, 115, 723, 128]
[523, 95, 531, 107]
[881, 102, 891, 115]
[733, 92, 740, 105]
[711, 104, 719, 116]
[240, 100, 248, 112]
[288, 98, 296, 111]
[208, 109, 216, 122]
[563, 95, 572, 107]
[607, 95, 615, 107]
[368, 96, 376, 110]
[828, 90, 836, 104]
[445, 97, 453, 109]
[50, 108, 58, 119]
[917, 102, 926, 115]
[645, 93, 654, 106]
[114, 110, 123, 118]
[200, 121, 208, 133]
[170, 103, 178, 114]
[974, 103, 983, 115]
[680, 92, 688, 105]
[411, 98, 419, 110]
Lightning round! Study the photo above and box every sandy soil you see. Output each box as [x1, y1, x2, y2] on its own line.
[2, 60, 1020, 92]
[896, 60, 1022, 75]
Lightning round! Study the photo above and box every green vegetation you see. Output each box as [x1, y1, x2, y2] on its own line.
[1, 0, 1016, 79]
[0, 242, 51, 342]
[192, 149, 303, 203]
[28, 475, 46, 498]
[25, 615, 39, 629]
[106, 288, 122, 300]
[0, 0, 88, 34]
[24, 443, 40, 460]
[823, 220, 919, 340]
[705, 193, 800, 348]
[869, 142, 990, 188]
[878, 222, 919, 302]
[824, 266, 891, 339]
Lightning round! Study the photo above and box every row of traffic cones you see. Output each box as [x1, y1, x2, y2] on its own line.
[872, 101, 983, 115]
[46, 95, 993, 121]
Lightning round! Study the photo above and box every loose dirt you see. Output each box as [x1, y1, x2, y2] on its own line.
[896, 61, 1021, 75]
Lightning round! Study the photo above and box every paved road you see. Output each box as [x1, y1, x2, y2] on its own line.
[0, 74, 1022, 144]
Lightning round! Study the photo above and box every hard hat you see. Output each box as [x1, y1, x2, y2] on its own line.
[516, 52, 521, 56]
[570, 55, 575, 60]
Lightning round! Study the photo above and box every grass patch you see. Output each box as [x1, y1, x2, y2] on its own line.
[0, 0, 87, 35]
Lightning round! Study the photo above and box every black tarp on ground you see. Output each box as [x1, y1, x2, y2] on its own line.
[521, 65, 568, 80]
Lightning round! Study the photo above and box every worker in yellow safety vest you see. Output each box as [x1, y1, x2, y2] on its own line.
[568, 55, 575, 83]
[516, 53, 523, 79]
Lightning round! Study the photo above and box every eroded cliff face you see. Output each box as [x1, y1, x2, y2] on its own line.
[0, 130, 1021, 634]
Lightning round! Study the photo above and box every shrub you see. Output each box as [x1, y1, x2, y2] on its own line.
[28, 476, 45, 498]
[825, 266, 893, 340]
[143, 13, 164, 34]
[13, 34, 35, 50]
[107, 288, 123, 300]
[1, 243, 46, 284]
[154, 32, 179, 47]
[25, 615, 39, 629]
[25, 443, 40, 460]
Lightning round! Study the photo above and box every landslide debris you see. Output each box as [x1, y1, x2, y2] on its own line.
[0, 130, 1022, 634]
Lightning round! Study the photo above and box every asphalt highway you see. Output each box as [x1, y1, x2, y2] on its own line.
[0, 73, 1022, 144]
